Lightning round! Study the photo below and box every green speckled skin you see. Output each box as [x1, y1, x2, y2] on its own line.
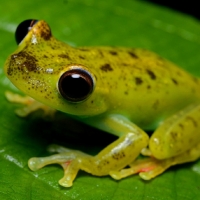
[4, 20, 200, 187]
[5, 21, 200, 129]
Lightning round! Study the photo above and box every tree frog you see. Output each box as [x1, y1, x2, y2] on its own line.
[4, 19, 200, 187]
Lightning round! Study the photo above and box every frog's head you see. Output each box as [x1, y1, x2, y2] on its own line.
[4, 20, 108, 116]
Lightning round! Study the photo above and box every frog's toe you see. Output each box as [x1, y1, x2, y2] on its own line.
[131, 158, 171, 180]
[58, 161, 80, 187]
[28, 156, 61, 171]
[5, 91, 33, 105]
[109, 168, 136, 180]
[59, 177, 73, 187]
[47, 144, 72, 153]
[138, 161, 166, 180]
[27, 152, 89, 187]
[109, 157, 170, 180]
[28, 157, 45, 171]
[28, 154, 80, 187]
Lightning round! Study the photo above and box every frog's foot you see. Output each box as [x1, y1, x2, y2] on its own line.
[29, 154, 78, 187]
[109, 157, 167, 180]
[5, 91, 34, 105]
[47, 144, 76, 153]
[28, 144, 93, 187]
[5, 91, 56, 117]
[110, 142, 200, 180]
[28, 128, 149, 187]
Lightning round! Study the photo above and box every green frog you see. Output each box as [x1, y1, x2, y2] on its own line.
[4, 19, 200, 187]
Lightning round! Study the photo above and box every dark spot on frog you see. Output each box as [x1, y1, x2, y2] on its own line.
[98, 50, 103, 57]
[109, 51, 118, 56]
[112, 152, 125, 160]
[121, 63, 129, 67]
[124, 91, 128, 95]
[97, 165, 102, 170]
[178, 123, 184, 130]
[193, 77, 199, 84]
[79, 55, 85, 60]
[135, 77, 143, 85]
[39, 23, 52, 40]
[58, 54, 71, 60]
[8, 51, 37, 76]
[170, 132, 179, 140]
[78, 48, 90, 51]
[171, 78, 178, 85]
[147, 85, 151, 89]
[186, 116, 198, 127]
[146, 69, 156, 80]
[123, 76, 126, 81]
[100, 63, 113, 72]
[101, 160, 110, 166]
[43, 55, 48, 58]
[152, 100, 159, 110]
[128, 51, 138, 59]
[176, 71, 183, 77]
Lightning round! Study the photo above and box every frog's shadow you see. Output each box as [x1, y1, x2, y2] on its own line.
[26, 110, 117, 155]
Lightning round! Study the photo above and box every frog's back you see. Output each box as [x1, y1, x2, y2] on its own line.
[5, 28, 200, 129]
[76, 47, 200, 129]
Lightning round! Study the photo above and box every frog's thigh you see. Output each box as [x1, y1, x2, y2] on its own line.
[150, 103, 200, 159]
[136, 142, 200, 180]
[134, 104, 200, 180]
[110, 104, 200, 180]
[28, 115, 149, 187]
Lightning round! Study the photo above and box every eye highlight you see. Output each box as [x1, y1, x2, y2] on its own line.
[15, 19, 38, 45]
[58, 68, 94, 103]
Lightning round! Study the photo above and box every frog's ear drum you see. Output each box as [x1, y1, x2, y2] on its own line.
[58, 68, 94, 103]
[15, 19, 38, 45]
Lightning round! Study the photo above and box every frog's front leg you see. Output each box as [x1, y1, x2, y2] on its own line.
[110, 104, 200, 180]
[28, 114, 149, 187]
[5, 91, 56, 117]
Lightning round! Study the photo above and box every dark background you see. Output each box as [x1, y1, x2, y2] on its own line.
[145, 1, 200, 20]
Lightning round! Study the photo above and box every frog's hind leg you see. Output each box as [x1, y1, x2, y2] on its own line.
[110, 104, 200, 180]
[28, 115, 149, 187]
[110, 142, 200, 180]
[28, 129, 148, 187]
[139, 142, 200, 180]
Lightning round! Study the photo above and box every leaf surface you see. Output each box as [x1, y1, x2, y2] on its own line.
[0, 0, 200, 199]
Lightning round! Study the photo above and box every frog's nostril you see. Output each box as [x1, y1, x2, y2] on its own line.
[15, 19, 38, 45]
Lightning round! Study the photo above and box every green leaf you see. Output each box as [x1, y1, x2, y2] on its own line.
[1, 0, 200, 199]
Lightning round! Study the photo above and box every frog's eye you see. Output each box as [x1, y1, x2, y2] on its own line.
[15, 19, 38, 45]
[58, 69, 94, 103]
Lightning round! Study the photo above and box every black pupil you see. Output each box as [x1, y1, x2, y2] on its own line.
[59, 70, 93, 102]
[15, 19, 38, 45]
